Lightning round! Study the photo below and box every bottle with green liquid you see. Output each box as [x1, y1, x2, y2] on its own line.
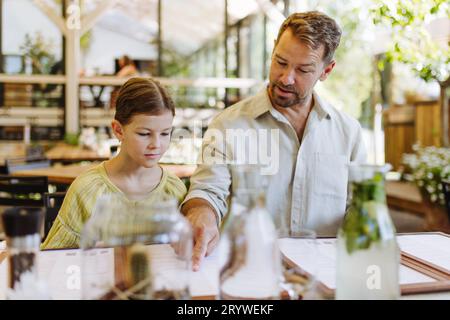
[336, 164, 400, 300]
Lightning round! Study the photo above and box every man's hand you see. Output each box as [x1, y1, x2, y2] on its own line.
[182, 199, 220, 271]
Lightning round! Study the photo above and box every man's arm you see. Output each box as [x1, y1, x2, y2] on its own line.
[180, 119, 232, 271]
[181, 198, 220, 271]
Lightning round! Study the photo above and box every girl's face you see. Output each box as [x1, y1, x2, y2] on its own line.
[112, 111, 173, 168]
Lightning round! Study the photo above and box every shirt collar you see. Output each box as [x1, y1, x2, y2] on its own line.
[250, 88, 272, 119]
[312, 91, 332, 120]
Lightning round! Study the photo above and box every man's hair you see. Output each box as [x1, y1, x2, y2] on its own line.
[114, 77, 175, 126]
[275, 11, 342, 63]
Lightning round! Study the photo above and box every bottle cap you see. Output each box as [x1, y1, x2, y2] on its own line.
[1, 207, 43, 237]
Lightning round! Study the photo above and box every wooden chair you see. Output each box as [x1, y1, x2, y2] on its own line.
[42, 192, 66, 241]
[0, 175, 48, 207]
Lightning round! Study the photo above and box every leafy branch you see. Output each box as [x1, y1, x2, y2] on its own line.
[370, 0, 449, 83]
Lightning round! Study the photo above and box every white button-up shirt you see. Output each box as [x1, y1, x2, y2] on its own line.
[183, 89, 367, 236]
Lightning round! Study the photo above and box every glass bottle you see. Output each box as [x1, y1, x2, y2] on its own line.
[336, 164, 400, 300]
[80, 194, 192, 300]
[218, 164, 283, 299]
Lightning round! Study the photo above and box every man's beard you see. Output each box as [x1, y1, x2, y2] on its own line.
[268, 81, 306, 108]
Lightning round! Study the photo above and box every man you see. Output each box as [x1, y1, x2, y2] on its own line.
[181, 11, 367, 271]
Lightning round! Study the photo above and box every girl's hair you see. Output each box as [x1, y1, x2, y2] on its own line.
[114, 77, 175, 126]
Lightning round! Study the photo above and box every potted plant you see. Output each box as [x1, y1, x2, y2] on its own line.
[20, 32, 56, 75]
[20, 32, 58, 108]
[402, 144, 450, 232]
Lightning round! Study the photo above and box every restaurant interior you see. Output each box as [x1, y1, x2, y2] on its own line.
[0, 0, 449, 302]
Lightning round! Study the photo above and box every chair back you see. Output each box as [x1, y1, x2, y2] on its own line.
[0, 175, 48, 206]
[42, 192, 66, 241]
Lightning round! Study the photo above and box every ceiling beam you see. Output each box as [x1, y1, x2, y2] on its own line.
[80, 0, 117, 36]
[32, 0, 67, 35]
[254, 0, 285, 25]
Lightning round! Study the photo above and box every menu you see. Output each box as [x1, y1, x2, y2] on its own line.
[278, 232, 450, 297]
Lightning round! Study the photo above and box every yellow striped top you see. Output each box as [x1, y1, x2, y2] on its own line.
[40, 162, 187, 250]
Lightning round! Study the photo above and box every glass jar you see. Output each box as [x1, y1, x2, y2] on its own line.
[336, 164, 400, 300]
[218, 164, 283, 299]
[1, 207, 49, 299]
[80, 194, 192, 300]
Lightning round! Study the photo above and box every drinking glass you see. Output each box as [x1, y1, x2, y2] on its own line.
[80, 193, 192, 300]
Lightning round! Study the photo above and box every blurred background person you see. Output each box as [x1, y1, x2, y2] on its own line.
[116, 55, 140, 77]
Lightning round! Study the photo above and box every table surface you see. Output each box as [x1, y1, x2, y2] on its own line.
[386, 180, 422, 203]
[45, 143, 109, 162]
[1, 235, 450, 300]
[11, 162, 196, 184]
[11, 162, 97, 184]
[0, 142, 26, 166]
[0, 142, 107, 166]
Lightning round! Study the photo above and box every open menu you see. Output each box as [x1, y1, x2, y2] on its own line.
[1, 233, 449, 299]
[278, 232, 450, 297]
[0, 244, 218, 300]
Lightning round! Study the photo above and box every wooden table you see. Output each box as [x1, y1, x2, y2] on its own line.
[11, 162, 197, 184]
[386, 180, 450, 233]
[45, 143, 109, 162]
[386, 181, 423, 212]
[0, 242, 217, 300]
[0, 142, 107, 166]
[11, 162, 98, 184]
[2, 233, 450, 300]
[0, 142, 26, 166]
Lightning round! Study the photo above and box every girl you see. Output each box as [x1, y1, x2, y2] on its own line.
[41, 77, 186, 249]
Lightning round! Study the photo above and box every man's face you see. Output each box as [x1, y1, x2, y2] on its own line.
[268, 28, 335, 109]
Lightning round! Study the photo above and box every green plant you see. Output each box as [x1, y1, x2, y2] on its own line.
[402, 145, 450, 206]
[289, 0, 374, 120]
[342, 173, 386, 254]
[370, 0, 450, 145]
[64, 133, 79, 146]
[20, 32, 57, 74]
[148, 36, 191, 77]
[370, 0, 449, 83]
[162, 47, 190, 77]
